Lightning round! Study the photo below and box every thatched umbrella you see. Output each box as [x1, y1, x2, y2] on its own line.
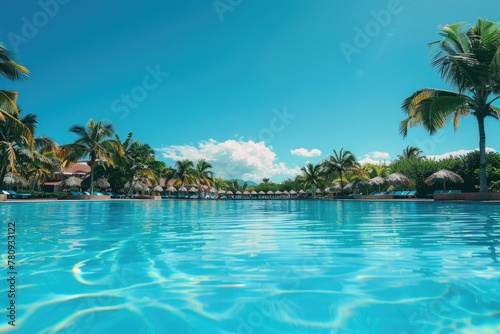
[152, 185, 164, 194]
[368, 176, 385, 192]
[179, 185, 188, 192]
[289, 190, 297, 196]
[315, 188, 323, 194]
[63, 176, 82, 188]
[251, 190, 258, 195]
[385, 173, 411, 187]
[94, 177, 110, 190]
[425, 169, 464, 190]
[4, 172, 29, 188]
[330, 183, 341, 193]
[188, 186, 198, 193]
[167, 185, 177, 192]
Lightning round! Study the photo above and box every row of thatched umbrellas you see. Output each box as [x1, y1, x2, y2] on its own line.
[364, 170, 464, 191]
[3, 169, 465, 194]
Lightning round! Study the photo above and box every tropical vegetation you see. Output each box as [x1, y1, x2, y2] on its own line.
[400, 18, 500, 193]
[2, 19, 500, 199]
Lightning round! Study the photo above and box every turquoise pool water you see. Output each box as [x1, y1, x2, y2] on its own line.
[1, 200, 500, 333]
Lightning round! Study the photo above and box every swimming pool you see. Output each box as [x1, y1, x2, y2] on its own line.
[1, 200, 499, 333]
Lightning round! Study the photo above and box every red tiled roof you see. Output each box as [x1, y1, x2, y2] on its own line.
[43, 181, 64, 186]
[58, 162, 90, 175]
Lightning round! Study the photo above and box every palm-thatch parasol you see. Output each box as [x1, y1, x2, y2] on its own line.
[251, 190, 258, 195]
[385, 173, 411, 187]
[63, 176, 82, 187]
[368, 176, 385, 192]
[179, 185, 188, 192]
[94, 177, 110, 190]
[330, 183, 341, 193]
[188, 186, 198, 193]
[289, 190, 297, 195]
[275, 190, 282, 195]
[152, 185, 164, 193]
[235, 190, 242, 195]
[4, 172, 29, 187]
[315, 188, 323, 194]
[425, 169, 464, 190]
[167, 185, 177, 192]
[267, 190, 274, 195]
[226, 190, 234, 195]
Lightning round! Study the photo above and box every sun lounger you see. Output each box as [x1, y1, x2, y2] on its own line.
[406, 190, 417, 198]
[107, 191, 126, 199]
[6, 190, 32, 199]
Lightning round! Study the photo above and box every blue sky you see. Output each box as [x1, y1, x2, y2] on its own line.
[2, 0, 499, 182]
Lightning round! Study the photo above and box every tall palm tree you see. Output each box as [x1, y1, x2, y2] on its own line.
[322, 148, 365, 194]
[400, 18, 500, 192]
[195, 159, 214, 190]
[300, 162, 322, 198]
[174, 159, 196, 189]
[0, 43, 33, 148]
[0, 42, 28, 120]
[63, 119, 121, 195]
[0, 111, 55, 190]
[398, 146, 422, 159]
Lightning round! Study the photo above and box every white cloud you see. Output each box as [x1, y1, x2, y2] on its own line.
[427, 147, 496, 160]
[371, 151, 390, 159]
[290, 148, 322, 157]
[358, 151, 390, 165]
[155, 139, 302, 182]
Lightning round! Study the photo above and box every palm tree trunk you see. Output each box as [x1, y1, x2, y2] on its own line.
[0, 166, 6, 190]
[90, 164, 95, 195]
[340, 171, 344, 195]
[478, 117, 488, 192]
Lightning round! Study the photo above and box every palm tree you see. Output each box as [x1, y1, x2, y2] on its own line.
[300, 162, 322, 198]
[63, 119, 121, 195]
[322, 148, 365, 194]
[400, 18, 500, 192]
[0, 111, 55, 190]
[0, 43, 29, 120]
[398, 146, 422, 159]
[0, 43, 34, 149]
[174, 159, 196, 189]
[195, 159, 214, 192]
